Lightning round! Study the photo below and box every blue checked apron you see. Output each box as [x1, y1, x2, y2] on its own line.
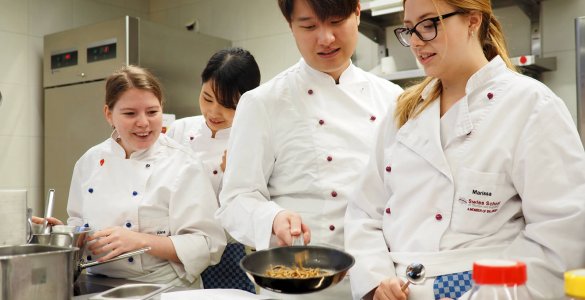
[390, 245, 505, 299]
[433, 271, 473, 300]
[201, 243, 256, 293]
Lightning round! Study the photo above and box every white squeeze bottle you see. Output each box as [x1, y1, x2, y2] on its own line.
[468, 259, 532, 300]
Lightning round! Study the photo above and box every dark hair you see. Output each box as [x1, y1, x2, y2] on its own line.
[278, 0, 359, 23]
[105, 65, 163, 109]
[201, 47, 261, 110]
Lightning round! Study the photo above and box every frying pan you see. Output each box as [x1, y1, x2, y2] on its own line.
[240, 245, 354, 294]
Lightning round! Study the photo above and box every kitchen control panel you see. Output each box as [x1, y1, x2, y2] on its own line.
[87, 40, 117, 63]
[51, 50, 78, 69]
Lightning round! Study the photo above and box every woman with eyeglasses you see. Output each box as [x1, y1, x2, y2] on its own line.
[345, 0, 585, 299]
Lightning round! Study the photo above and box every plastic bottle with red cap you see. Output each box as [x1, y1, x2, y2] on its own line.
[468, 259, 533, 300]
[565, 269, 585, 300]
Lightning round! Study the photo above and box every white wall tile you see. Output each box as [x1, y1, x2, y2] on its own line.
[149, 8, 182, 29]
[72, 1, 147, 29]
[0, 83, 34, 137]
[243, 0, 291, 38]
[233, 33, 300, 82]
[543, 0, 585, 53]
[28, 136, 43, 193]
[27, 186, 43, 218]
[494, 6, 531, 57]
[0, 32, 28, 85]
[28, 37, 43, 138]
[0, 0, 28, 34]
[28, 0, 75, 37]
[0, 136, 30, 188]
[542, 49, 577, 123]
[176, 1, 247, 41]
[149, 0, 200, 13]
[95, 0, 150, 14]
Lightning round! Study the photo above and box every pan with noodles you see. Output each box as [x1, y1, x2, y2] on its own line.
[240, 245, 354, 294]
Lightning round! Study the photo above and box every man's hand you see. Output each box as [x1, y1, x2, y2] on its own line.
[272, 210, 311, 246]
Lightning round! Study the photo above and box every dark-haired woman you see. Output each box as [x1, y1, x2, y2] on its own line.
[167, 47, 261, 292]
[167, 47, 260, 195]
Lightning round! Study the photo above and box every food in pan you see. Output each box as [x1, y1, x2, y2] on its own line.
[265, 264, 330, 278]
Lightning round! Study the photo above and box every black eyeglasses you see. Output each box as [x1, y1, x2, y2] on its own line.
[394, 11, 463, 47]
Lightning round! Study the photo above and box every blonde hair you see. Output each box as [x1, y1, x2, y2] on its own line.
[395, 0, 516, 127]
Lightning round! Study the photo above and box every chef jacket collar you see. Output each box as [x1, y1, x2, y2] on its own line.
[107, 133, 164, 160]
[298, 58, 365, 85]
[465, 55, 506, 98]
[420, 55, 505, 104]
[199, 118, 231, 139]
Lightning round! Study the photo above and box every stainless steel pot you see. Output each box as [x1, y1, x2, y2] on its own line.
[240, 245, 355, 294]
[46, 225, 151, 282]
[29, 225, 151, 284]
[0, 244, 76, 300]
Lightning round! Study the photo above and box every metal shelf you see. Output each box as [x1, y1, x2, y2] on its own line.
[360, 0, 557, 80]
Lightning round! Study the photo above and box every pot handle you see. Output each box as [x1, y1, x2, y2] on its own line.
[79, 246, 151, 269]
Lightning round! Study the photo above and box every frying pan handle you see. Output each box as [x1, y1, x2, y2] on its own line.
[79, 246, 151, 269]
[291, 235, 305, 246]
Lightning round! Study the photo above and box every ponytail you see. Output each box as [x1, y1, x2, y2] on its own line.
[480, 12, 516, 71]
[395, 0, 516, 128]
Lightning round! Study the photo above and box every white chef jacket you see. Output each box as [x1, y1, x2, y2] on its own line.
[167, 115, 229, 196]
[217, 58, 403, 299]
[67, 134, 227, 287]
[345, 56, 585, 300]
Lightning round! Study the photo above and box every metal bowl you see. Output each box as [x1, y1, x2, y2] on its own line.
[240, 245, 354, 294]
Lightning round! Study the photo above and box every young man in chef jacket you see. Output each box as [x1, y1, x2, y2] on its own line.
[215, 0, 403, 299]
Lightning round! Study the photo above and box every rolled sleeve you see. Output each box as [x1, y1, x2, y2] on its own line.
[169, 160, 227, 282]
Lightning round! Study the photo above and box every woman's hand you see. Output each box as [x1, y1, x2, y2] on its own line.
[87, 226, 146, 262]
[31, 216, 64, 226]
[373, 278, 409, 300]
[273, 210, 311, 246]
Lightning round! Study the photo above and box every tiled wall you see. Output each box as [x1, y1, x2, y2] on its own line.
[0, 0, 149, 215]
[1, 0, 584, 215]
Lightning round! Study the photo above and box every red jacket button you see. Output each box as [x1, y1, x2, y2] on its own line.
[370, 115, 376, 121]
[308, 89, 314, 95]
[331, 191, 338, 197]
[319, 119, 325, 125]
[435, 213, 443, 221]
[385, 208, 391, 214]
[385, 165, 391, 172]
[487, 92, 494, 100]
[327, 156, 333, 162]
[329, 225, 335, 231]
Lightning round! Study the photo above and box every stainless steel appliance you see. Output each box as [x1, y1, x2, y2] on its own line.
[577, 16, 585, 146]
[0, 245, 76, 300]
[43, 16, 230, 221]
